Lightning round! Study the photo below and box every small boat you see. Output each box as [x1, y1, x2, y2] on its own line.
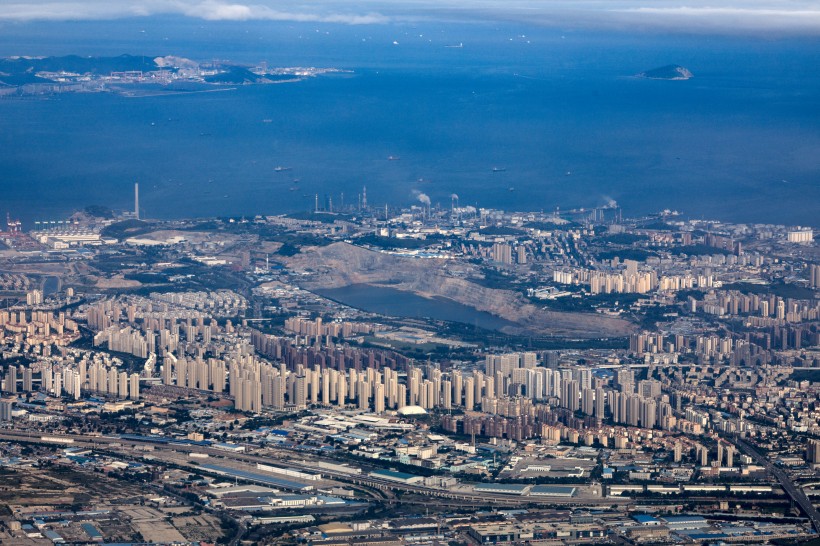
[492, 167, 506, 172]
[508, 187, 515, 192]
[388, 156, 401, 161]
[274, 166, 292, 172]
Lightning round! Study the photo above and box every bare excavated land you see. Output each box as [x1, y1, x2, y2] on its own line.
[287, 242, 635, 338]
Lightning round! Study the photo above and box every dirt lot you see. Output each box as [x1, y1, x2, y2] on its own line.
[0, 465, 225, 544]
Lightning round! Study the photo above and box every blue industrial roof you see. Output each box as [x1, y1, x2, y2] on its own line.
[201, 464, 312, 491]
[371, 469, 421, 481]
[663, 515, 708, 523]
[43, 530, 64, 541]
[473, 483, 529, 494]
[81, 522, 103, 539]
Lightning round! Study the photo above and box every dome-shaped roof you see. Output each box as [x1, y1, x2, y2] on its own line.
[397, 405, 428, 416]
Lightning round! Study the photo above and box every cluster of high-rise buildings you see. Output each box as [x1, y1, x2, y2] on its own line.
[692, 290, 820, 324]
[85, 295, 247, 363]
[1, 359, 139, 401]
[0, 309, 79, 348]
[152, 337, 703, 442]
[283, 316, 384, 340]
[554, 260, 659, 294]
[631, 325, 820, 366]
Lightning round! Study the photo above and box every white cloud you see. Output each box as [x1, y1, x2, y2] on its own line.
[0, 1, 390, 24]
[1, 0, 819, 33]
[178, 1, 389, 23]
[612, 5, 820, 32]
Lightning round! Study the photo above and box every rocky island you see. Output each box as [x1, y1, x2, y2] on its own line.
[637, 64, 693, 80]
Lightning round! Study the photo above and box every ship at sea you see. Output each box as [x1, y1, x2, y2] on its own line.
[274, 166, 292, 172]
[492, 167, 506, 172]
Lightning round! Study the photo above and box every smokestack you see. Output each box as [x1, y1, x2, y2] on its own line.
[134, 182, 139, 220]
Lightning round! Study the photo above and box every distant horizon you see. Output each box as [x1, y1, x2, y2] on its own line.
[3, 1, 820, 36]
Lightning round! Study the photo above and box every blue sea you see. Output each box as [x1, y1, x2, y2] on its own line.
[0, 17, 818, 226]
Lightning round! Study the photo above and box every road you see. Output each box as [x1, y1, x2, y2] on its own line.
[731, 435, 820, 532]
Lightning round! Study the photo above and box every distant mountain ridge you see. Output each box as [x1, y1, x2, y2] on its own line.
[0, 54, 157, 77]
[637, 64, 693, 80]
[0, 54, 341, 95]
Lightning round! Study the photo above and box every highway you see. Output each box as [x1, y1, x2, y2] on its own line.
[731, 435, 820, 532]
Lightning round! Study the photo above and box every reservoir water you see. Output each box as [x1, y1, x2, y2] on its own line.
[316, 284, 517, 331]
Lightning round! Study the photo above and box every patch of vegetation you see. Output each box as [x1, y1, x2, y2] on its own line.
[276, 243, 300, 256]
[360, 335, 450, 355]
[642, 221, 676, 231]
[468, 268, 519, 290]
[786, 369, 820, 383]
[91, 250, 159, 273]
[596, 249, 657, 262]
[675, 289, 705, 302]
[524, 221, 579, 231]
[270, 233, 331, 247]
[436, 319, 629, 351]
[204, 66, 262, 84]
[640, 304, 679, 330]
[722, 281, 817, 301]
[0, 355, 34, 368]
[216, 514, 241, 544]
[541, 292, 642, 313]
[240, 413, 306, 430]
[598, 233, 648, 245]
[123, 272, 171, 284]
[286, 211, 352, 224]
[667, 244, 733, 256]
[84, 205, 114, 219]
[100, 219, 153, 240]
[356, 234, 442, 250]
[478, 226, 525, 236]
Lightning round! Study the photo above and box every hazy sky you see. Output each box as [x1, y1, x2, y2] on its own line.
[2, 0, 820, 34]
